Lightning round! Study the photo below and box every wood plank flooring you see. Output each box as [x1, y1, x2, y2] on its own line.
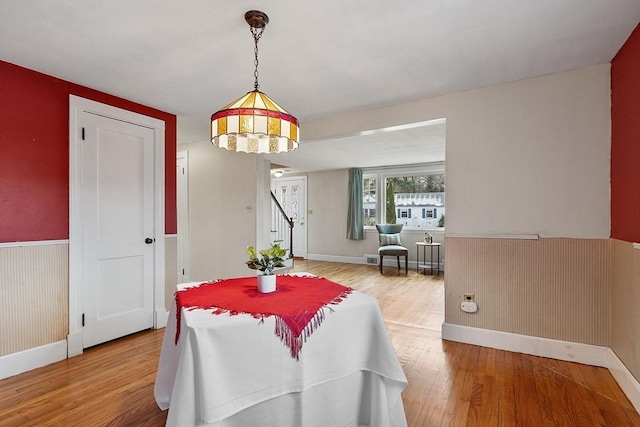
[1, 260, 638, 426]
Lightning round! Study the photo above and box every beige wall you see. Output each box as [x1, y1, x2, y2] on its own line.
[611, 239, 640, 381]
[306, 169, 354, 256]
[181, 140, 259, 281]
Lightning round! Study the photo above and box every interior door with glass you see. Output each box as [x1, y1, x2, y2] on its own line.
[272, 177, 307, 259]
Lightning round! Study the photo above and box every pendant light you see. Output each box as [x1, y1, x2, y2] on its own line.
[211, 10, 299, 153]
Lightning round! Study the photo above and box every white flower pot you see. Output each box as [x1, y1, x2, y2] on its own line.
[257, 274, 277, 293]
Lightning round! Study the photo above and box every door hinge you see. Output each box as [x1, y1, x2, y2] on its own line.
[81, 127, 85, 141]
[182, 268, 185, 275]
[82, 313, 85, 327]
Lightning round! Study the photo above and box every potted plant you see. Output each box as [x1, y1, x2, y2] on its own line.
[246, 243, 287, 293]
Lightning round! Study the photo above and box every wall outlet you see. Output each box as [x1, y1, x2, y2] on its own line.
[463, 293, 475, 302]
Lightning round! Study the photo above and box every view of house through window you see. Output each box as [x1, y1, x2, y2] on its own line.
[363, 176, 377, 226]
[363, 166, 445, 229]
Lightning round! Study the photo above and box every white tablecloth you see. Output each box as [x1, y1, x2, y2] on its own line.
[154, 275, 408, 427]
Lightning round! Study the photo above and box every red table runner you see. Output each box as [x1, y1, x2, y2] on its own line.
[175, 275, 352, 359]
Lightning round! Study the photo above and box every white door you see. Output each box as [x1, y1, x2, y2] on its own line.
[273, 177, 307, 259]
[81, 112, 155, 348]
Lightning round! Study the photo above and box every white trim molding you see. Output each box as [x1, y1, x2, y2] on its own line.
[445, 233, 540, 240]
[0, 340, 67, 380]
[308, 253, 445, 272]
[307, 253, 366, 265]
[0, 240, 69, 248]
[442, 323, 639, 412]
[607, 349, 640, 413]
[442, 323, 608, 366]
[156, 309, 169, 329]
[67, 331, 83, 358]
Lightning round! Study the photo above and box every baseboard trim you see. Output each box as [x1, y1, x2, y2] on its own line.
[67, 330, 83, 357]
[0, 340, 67, 380]
[607, 348, 640, 413]
[442, 323, 609, 366]
[307, 253, 444, 271]
[155, 309, 169, 329]
[4, 309, 170, 380]
[442, 323, 639, 412]
[307, 253, 366, 264]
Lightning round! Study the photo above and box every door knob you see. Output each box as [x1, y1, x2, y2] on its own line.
[145, 238, 155, 244]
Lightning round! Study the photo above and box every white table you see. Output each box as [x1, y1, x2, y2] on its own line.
[416, 242, 441, 275]
[154, 275, 408, 427]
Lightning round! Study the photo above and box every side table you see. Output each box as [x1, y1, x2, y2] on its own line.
[416, 242, 441, 275]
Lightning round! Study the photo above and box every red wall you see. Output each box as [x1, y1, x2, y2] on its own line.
[611, 24, 640, 243]
[0, 61, 177, 242]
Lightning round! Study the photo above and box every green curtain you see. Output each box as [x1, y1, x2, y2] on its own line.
[346, 168, 365, 240]
[386, 179, 397, 224]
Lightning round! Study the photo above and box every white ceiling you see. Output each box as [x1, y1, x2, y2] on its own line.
[268, 119, 447, 173]
[1, 1, 638, 173]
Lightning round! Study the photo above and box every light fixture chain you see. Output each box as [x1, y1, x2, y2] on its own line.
[251, 26, 264, 91]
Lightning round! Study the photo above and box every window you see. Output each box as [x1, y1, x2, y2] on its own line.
[363, 175, 377, 226]
[364, 208, 376, 225]
[362, 164, 445, 229]
[364, 176, 376, 199]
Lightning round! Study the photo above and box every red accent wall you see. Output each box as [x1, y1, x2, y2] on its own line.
[0, 61, 177, 242]
[611, 24, 640, 243]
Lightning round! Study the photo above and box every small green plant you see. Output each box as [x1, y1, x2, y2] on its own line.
[246, 243, 287, 275]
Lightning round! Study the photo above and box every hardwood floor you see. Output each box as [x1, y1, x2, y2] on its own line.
[1, 260, 638, 426]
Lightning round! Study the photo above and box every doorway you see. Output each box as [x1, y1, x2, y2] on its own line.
[272, 176, 308, 259]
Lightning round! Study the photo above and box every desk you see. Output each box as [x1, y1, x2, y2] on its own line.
[416, 242, 441, 275]
[154, 274, 408, 426]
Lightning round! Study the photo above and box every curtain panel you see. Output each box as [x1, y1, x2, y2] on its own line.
[346, 168, 365, 240]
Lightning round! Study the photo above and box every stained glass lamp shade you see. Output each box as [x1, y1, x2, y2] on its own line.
[211, 89, 299, 154]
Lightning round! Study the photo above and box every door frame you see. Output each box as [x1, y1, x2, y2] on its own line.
[177, 151, 189, 284]
[68, 95, 165, 357]
[272, 175, 308, 259]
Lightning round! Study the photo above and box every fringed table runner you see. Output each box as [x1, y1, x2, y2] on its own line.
[175, 275, 352, 359]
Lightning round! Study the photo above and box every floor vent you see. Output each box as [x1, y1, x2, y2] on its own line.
[364, 255, 379, 265]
